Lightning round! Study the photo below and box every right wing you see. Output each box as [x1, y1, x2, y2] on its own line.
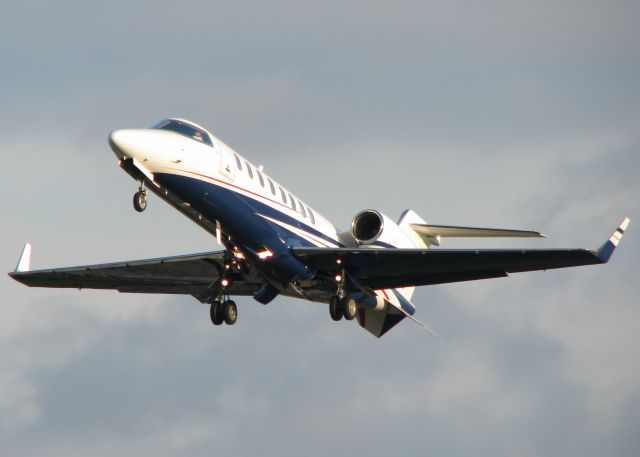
[294, 218, 630, 291]
[8, 247, 263, 301]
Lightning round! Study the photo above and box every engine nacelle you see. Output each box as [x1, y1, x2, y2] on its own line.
[350, 209, 416, 248]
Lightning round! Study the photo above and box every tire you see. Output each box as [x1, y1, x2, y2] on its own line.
[223, 300, 238, 325]
[210, 302, 224, 326]
[329, 297, 343, 321]
[343, 297, 357, 321]
[133, 191, 147, 212]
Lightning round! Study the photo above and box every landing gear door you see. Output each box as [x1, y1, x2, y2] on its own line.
[219, 146, 236, 181]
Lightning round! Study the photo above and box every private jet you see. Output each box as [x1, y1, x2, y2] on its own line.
[9, 118, 630, 337]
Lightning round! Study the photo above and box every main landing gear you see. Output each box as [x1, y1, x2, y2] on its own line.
[133, 187, 147, 213]
[329, 296, 357, 322]
[330, 269, 357, 322]
[210, 299, 238, 326]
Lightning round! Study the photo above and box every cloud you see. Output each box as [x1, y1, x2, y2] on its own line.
[1, 1, 639, 456]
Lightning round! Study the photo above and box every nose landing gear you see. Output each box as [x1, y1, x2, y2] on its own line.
[133, 187, 147, 212]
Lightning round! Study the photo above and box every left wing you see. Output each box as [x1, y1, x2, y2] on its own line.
[294, 218, 630, 290]
[8, 247, 263, 300]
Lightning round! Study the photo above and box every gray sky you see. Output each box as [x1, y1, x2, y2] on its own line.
[1, 1, 639, 455]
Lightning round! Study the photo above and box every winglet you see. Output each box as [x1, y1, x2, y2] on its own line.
[15, 243, 32, 272]
[596, 217, 630, 263]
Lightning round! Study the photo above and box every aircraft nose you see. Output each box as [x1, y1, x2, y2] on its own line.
[109, 129, 142, 159]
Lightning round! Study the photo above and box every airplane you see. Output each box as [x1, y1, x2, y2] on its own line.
[9, 118, 630, 337]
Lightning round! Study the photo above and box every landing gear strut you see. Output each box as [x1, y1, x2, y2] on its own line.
[133, 187, 147, 213]
[209, 299, 237, 326]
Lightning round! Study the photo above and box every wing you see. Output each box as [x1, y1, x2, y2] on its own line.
[294, 218, 630, 290]
[8, 248, 263, 301]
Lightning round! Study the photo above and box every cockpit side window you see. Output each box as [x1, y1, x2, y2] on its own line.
[268, 178, 276, 196]
[245, 161, 254, 178]
[152, 119, 213, 146]
[234, 154, 243, 170]
[279, 186, 287, 204]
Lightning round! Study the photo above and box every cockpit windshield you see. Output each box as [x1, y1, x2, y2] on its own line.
[152, 119, 213, 146]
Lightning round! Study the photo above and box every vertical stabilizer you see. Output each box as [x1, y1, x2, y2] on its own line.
[397, 209, 429, 249]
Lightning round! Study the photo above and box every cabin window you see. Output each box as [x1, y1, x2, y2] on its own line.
[257, 170, 265, 187]
[288, 193, 297, 211]
[268, 178, 276, 195]
[245, 161, 253, 178]
[235, 154, 242, 170]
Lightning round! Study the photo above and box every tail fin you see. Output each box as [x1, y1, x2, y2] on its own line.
[397, 210, 428, 248]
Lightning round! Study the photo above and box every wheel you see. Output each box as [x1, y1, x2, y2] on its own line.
[133, 190, 147, 212]
[210, 302, 224, 326]
[223, 300, 237, 325]
[329, 297, 343, 321]
[343, 297, 357, 321]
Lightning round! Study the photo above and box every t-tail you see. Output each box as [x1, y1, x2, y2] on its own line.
[356, 209, 430, 337]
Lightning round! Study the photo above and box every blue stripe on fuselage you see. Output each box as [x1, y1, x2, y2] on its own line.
[154, 172, 340, 250]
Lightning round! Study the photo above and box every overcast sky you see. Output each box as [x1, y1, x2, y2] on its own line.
[1, 1, 639, 456]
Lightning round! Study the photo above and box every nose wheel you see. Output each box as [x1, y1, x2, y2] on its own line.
[133, 188, 147, 212]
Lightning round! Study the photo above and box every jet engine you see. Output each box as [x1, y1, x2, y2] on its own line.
[350, 209, 417, 248]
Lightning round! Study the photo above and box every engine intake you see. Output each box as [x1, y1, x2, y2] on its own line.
[351, 210, 384, 244]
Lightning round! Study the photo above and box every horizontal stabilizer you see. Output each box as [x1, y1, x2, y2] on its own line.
[411, 224, 544, 245]
[410, 224, 545, 238]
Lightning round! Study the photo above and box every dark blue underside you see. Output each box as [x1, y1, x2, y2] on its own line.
[155, 172, 341, 251]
